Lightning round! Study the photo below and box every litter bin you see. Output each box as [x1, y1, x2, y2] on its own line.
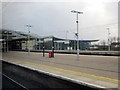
[49, 52, 53, 58]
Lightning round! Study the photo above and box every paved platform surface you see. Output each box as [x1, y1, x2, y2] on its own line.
[2, 51, 120, 89]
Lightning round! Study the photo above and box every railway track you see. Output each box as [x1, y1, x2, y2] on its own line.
[1, 61, 103, 90]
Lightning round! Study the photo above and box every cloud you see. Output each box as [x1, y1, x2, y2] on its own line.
[2, 2, 118, 41]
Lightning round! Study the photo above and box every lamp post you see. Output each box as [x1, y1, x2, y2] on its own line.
[52, 37, 54, 57]
[43, 39, 45, 57]
[26, 25, 32, 55]
[71, 10, 83, 60]
[107, 28, 110, 51]
[4, 31, 11, 52]
[4, 31, 8, 52]
[66, 30, 69, 50]
[74, 33, 76, 51]
[6, 31, 8, 52]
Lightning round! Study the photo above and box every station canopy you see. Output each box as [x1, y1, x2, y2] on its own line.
[1, 29, 99, 43]
[41, 36, 99, 43]
[1, 29, 41, 41]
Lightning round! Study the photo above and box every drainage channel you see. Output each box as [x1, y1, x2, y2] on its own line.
[2, 61, 104, 90]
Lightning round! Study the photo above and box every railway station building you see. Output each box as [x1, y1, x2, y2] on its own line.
[1, 29, 99, 52]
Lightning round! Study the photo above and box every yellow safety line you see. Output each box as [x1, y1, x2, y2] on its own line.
[24, 61, 120, 83]
[2, 59, 120, 83]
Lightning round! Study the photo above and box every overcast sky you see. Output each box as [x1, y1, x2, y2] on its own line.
[2, 0, 119, 43]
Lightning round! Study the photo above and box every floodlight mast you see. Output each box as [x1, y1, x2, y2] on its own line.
[71, 10, 83, 60]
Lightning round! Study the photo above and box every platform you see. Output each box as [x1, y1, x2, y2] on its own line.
[2, 51, 119, 89]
